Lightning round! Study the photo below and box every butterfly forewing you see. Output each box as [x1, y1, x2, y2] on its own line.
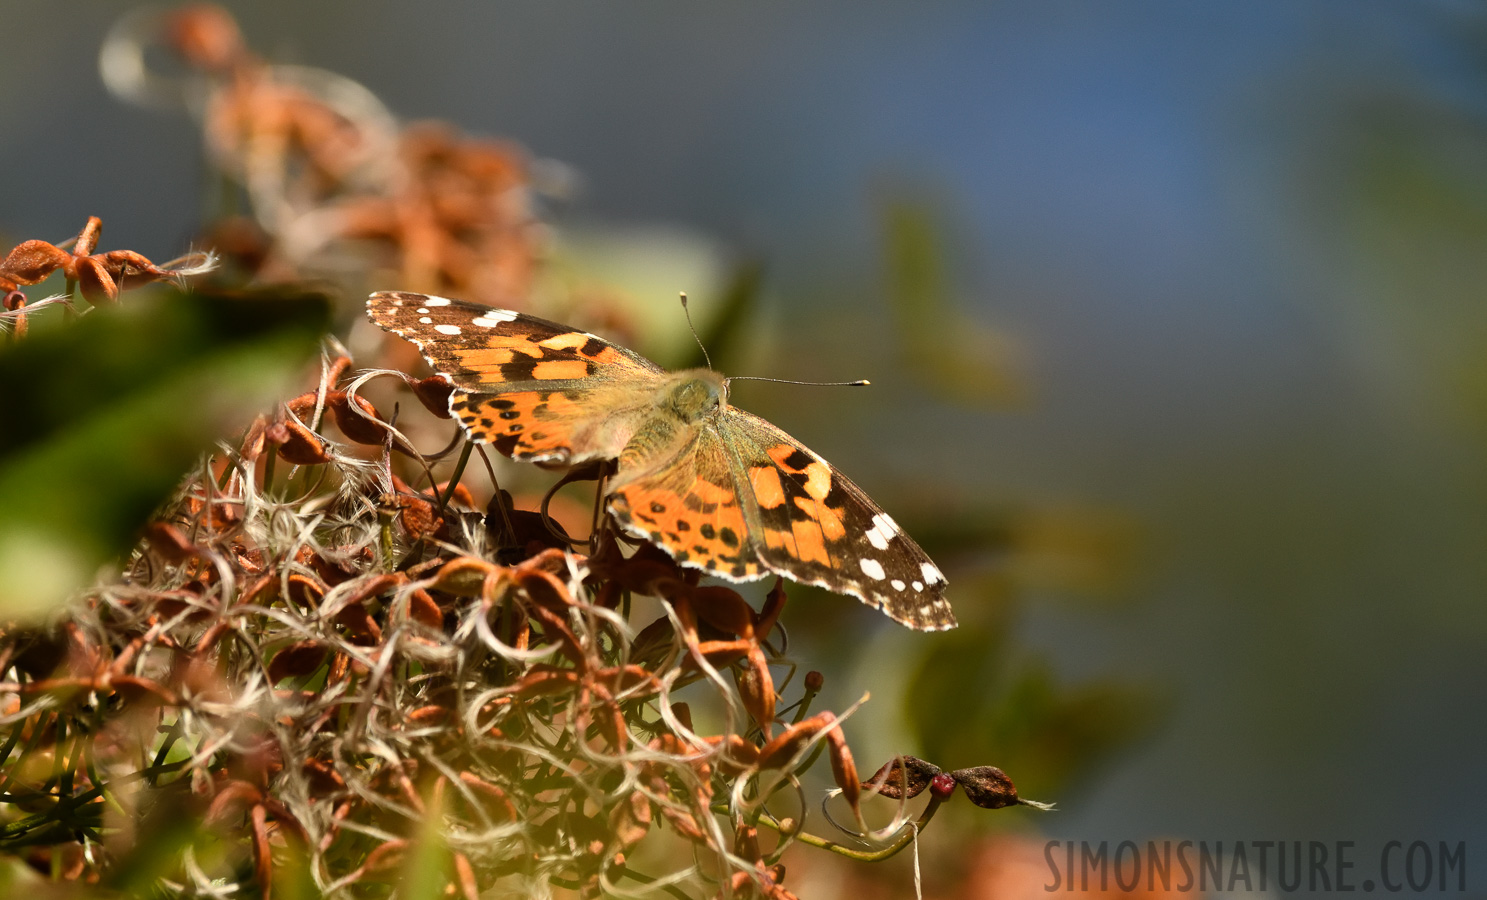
[367, 291, 660, 392]
[370, 291, 667, 463]
[718, 410, 955, 630]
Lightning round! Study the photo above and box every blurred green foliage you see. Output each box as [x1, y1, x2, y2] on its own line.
[0, 289, 329, 620]
[880, 196, 1023, 406]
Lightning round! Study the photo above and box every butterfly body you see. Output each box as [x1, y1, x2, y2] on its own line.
[368, 291, 955, 630]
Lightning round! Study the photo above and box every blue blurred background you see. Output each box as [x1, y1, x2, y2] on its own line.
[4, 1, 1486, 894]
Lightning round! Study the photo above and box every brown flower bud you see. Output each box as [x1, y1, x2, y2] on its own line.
[0, 240, 70, 285]
[406, 588, 443, 629]
[167, 3, 246, 72]
[860, 755, 941, 800]
[693, 585, 757, 637]
[266, 641, 331, 684]
[328, 391, 390, 445]
[143, 521, 198, 564]
[822, 714, 860, 815]
[268, 418, 332, 465]
[950, 765, 1019, 809]
[735, 645, 776, 735]
[411, 374, 455, 418]
[73, 256, 120, 305]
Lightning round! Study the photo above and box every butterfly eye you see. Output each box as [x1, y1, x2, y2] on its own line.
[667, 378, 721, 420]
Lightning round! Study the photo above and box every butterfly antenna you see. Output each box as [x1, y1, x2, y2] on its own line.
[728, 376, 871, 387]
[680, 292, 713, 371]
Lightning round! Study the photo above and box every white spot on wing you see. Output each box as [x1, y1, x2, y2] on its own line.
[912, 581, 923, 592]
[423, 296, 452, 307]
[470, 310, 517, 328]
[860, 558, 886, 581]
[921, 562, 945, 584]
[416, 307, 429, 314]
[865, 514, 901, 551]
[418, 316, 432, 324]
[434, 324, 462, 336]
[890, 579, 906, 591]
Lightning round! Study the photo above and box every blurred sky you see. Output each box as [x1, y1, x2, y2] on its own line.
[4, 0, 1487, 893]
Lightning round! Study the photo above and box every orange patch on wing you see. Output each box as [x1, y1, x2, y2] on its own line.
[538, 332, 594, 351]
[767, 444, 799, 469]
[531, 360, 591, 380]
[801, 462, 831, 501]
[789, 520, 831, 566]
[459, 392, 579, 457]
[455, 347, 520, 368]
[589, 346, 627, 365]
[625, 487, 681, 517]
[534, 392, 580, 419]
[618, 485, 752, 565]
[791, 497, 845, 540]
[688, 479, 736, 506]
[749, 466, 786, 509]
[692, 504, 749, 538]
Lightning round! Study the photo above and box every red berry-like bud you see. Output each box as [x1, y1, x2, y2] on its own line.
[930, 773, 957, 800]
[804, 670, 825, 692]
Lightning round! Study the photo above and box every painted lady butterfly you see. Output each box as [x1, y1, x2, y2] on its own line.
[368, 291, 955, 630]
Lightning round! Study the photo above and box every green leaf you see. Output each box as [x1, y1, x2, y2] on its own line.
[0, 287, 329, 619]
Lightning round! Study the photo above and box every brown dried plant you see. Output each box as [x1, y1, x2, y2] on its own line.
[0, 216, 214, 337]
[0, 350, 1044, 898]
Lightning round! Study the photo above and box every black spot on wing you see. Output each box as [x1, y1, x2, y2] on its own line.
[501, 354, 596, 382]
[780, 449, 813, 473]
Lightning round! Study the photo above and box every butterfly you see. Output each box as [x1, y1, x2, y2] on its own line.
[367, 291, 955, 630]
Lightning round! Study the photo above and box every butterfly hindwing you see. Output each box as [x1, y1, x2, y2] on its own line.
[608, 425, 767, 582]
[452, 385, 661, 465]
